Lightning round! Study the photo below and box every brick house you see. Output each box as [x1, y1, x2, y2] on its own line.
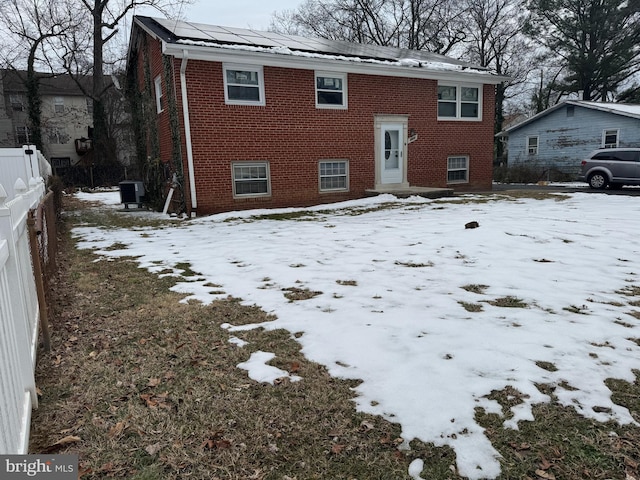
[127, 16, 508, 215]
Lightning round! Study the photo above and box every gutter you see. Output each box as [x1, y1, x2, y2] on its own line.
[179, 49, 198, 215]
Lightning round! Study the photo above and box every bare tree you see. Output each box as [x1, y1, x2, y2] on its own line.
[54, 0, 193, 168]
[0, 0, 83, 151]
[271, 0, 467, 55]
[460, 0, 533, 156]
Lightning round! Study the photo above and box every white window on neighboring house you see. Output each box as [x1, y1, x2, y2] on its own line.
[447, 156, 469, 183]
[232, 162, 270, 197]
[10, 94, 24, 111]
[437, 84, 482, 120]
[154, 75, 163, 113]
[54, 96, 64, 114]
[527, 136, 539, 155]
[15, 125, 30, 145]
[602, 129, 619, 148]
[47, 127, 69, 144]
[223, 65, 265, 106]
[315, 72, 347, 108]
[86, 97, 94, 115]
[319, 160, 349, 191]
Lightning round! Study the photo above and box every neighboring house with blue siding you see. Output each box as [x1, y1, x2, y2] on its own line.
[497, 101, 640, 176]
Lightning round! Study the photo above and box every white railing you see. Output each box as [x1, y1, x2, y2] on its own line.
[0, 177, 45, 454]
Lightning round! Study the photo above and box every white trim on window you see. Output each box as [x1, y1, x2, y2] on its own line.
[154, 75, 163, 113]
[447, 155, 469, 184]
[232, 161, 271, 197]
[437, 83, 482, 121]
[53, 96, 65, 114]
[319, 160, 349, 191]
[527, 136, 539, 155]
[602, 129, 619, 148]
[315, 72, 347, 109]
[223, 64, 265, 106]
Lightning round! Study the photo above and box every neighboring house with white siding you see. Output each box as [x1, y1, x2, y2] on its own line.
[497, 101, 640, 176]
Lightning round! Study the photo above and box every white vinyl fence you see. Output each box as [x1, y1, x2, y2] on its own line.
[1, 146, 48, 454]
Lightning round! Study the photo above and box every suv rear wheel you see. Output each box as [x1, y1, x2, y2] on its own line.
[588, 172, 608, 189]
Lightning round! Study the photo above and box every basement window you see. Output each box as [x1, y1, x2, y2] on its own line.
[447, 156, 469, 183]
[232, 162, 270, 197]
[319, 160, 349, 191]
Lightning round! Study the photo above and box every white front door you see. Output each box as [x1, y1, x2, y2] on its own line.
[380, 123, 404, 185]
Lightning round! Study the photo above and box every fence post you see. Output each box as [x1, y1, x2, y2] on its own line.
[27, 209, 50, 352]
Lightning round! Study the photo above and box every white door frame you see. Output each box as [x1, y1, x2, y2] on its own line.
[374, 115, 409, 190]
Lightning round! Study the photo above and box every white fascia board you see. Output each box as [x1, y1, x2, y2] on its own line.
[162, 42, 509, 85]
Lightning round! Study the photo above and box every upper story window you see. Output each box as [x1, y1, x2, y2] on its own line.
[15, 125, 30, 145]
[437, 84, 481, 120]
[154, 75, 164, 113]
[54, 96, 64, 114]
[315, 72, 347, 109]
[527, 136, 539, 155]
[602, 129, 618, 148]
[10, 94, 24, 111]
[47, 127, 69, 144]
[86, 97, 94, 116]
[223, 64, 265, 106]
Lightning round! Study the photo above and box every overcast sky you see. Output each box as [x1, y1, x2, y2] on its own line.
[181, 0, 303, 29]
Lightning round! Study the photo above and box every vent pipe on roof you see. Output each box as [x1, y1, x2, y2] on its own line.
[180, 49, 197, 215]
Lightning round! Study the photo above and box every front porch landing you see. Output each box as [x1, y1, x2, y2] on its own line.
[365, 186, 454, 199]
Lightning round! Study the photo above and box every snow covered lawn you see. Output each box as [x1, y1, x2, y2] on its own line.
[73, 191, 640, 479]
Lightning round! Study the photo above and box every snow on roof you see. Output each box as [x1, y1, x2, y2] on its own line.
[176, 38, 490, 74]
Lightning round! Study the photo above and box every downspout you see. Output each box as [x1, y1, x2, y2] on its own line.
[180, 49, 197, 215]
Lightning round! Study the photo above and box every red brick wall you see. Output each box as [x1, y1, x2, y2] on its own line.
[146, 42, 496, 215]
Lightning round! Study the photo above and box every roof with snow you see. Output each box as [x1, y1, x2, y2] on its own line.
[499, 100, 640, 136]
[130, 16, 508, 84]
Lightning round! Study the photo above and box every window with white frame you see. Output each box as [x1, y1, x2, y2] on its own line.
[437, 84, 481, 120]
[315, 72, 347, 108]
[224, 65, 265, 105]
[10, 94, 24, 111]
[232, 162, 270, 197]
[86, 97, 94, 115]
[15, 125, 30, 145]
[527, 136, 539, 155]
[54, 96, 64, 114]
[319, 160, 349, 191]
[47, 127, 69, 144]
[447, 156, 469, 183]
[154, 75, 163, 113]
[602, 129, 619, 148]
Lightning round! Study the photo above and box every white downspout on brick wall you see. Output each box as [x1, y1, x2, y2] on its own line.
[180, 50, 198, 215]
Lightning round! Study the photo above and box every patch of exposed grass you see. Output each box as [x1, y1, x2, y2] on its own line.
[564, 304, 590, 314]
[30, 193, 640, 480]
[487, 296, 529, 308]
[336, 279, 358, 286]
[394, 260, 434, 268]
[461, 284, 489, 294]
[282, 286, 322, 302]
[458, 301, 484, 312]
[536, 361, 558, 372]
[617, 285, 640, 296]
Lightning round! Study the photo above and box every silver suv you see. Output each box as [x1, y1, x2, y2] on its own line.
[580, 148, 640, 189]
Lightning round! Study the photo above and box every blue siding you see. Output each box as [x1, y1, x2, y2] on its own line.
[507, 105, 640, 175]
